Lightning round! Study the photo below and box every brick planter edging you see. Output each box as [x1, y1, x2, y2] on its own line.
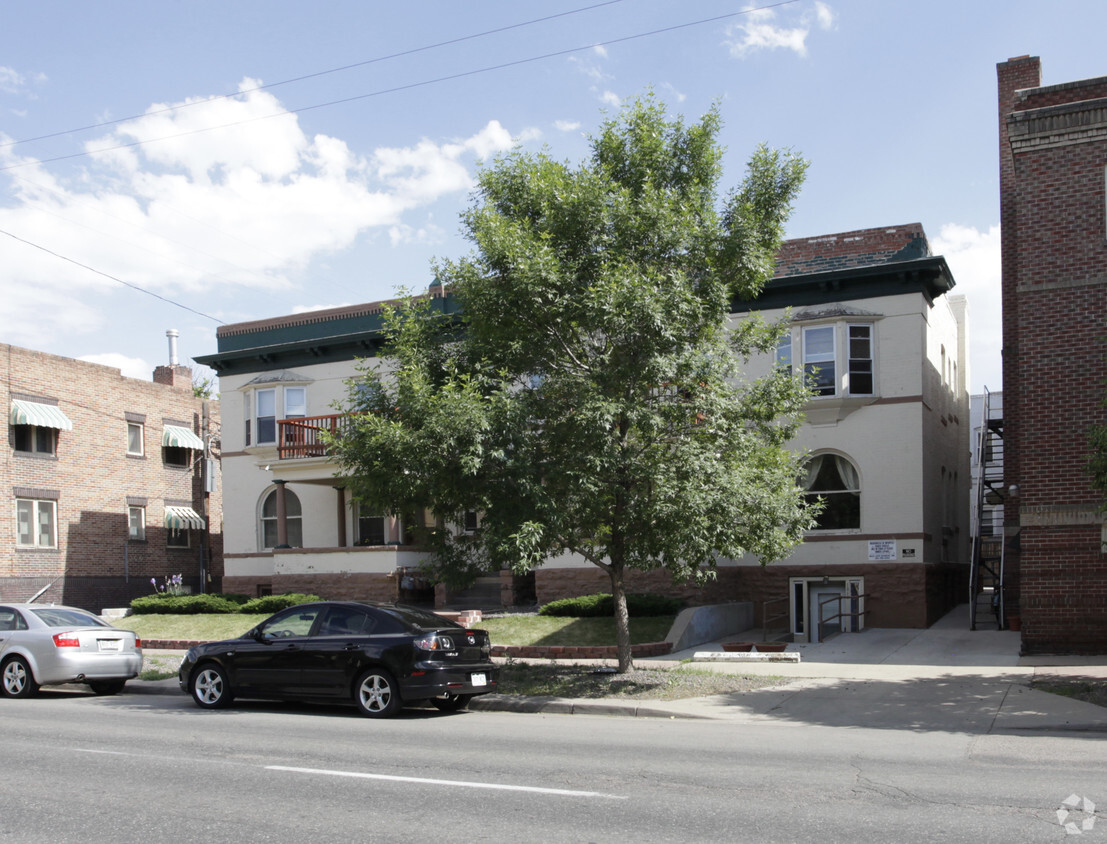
[143, 639, 204, 649]
[491, 642, 673, 659]
[144, 640, 675, 659]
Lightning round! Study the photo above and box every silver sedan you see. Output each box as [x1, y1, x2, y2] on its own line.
[0, 603, 143, 697]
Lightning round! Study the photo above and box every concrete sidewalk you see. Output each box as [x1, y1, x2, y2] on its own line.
[134, 605, 1107, 732]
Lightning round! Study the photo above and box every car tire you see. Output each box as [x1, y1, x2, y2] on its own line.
[2, 656, 39, 698]
[353, 667, 401, 718]
[190, 663, 233, 709]
[89, 680, 126, 696]
[431, 693, 473, 712]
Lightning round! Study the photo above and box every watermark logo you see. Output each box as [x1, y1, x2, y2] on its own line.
[1057, 794, 1097, 835]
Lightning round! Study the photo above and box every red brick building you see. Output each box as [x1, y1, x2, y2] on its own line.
[998, 56, 1107, 653]
[2, 343, 223, 612]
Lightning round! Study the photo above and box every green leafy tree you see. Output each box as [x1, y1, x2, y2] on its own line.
[193, 373, 217, 399]
[333, 95, 816, 671]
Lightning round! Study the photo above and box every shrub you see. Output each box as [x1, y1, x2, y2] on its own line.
[238, 593, 321, 614]
[218, 593, 251, 606]
[539, 593, 682, 618]
[130, 593, 241, 615]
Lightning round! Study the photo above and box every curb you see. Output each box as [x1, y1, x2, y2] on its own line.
[127, 678, 705, 718]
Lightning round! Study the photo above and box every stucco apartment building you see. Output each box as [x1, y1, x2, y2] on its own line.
[198, 223, 970, 639]
[998, 56, 1107, 653]
[2, 341, 222, 611]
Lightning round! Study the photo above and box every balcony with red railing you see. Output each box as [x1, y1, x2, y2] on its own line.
[278, 414, 355, 459]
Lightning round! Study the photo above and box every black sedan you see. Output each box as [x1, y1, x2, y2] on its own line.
[178, 601, 498, 718]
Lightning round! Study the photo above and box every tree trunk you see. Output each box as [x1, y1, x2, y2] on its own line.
[608, 562, 633, 673]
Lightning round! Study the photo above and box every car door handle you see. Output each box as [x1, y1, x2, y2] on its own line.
[343, 643, 359, 651]
[283, 644, 300, 651]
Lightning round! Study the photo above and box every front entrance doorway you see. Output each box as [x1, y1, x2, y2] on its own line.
[790, 577, 864, 643]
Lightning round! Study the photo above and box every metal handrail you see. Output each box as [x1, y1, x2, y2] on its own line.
[816, 592, 870, 643]
[761, 596, 790, 641]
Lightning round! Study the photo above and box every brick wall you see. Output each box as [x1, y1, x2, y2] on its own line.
[774, 223, 927, 277]
[1, 343, 223, 612]
[222, 572, 400, 603]
[534, 562, 966, 630]
[998, 56, 1107, 653]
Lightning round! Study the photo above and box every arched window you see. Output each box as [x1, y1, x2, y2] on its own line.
[803, 454, 861, 531]
[260, 488, 303, 548]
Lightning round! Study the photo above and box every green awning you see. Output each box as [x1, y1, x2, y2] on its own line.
[165, 506, 205, 530]
[10, 400, 73, 431]
[163, 425, 204, 449]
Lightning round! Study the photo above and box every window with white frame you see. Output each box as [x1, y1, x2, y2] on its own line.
[128, 506, 146, 540]
[284, 387, 306, 420]
[803, 326, 836, 396]
[244, 384, 309, 447]
[802, 454, 861, 531]
[282, 387, 307, 445]
[847, 324, 874, 395]
[795, 322, 876, 397]
[356, 507, 387, 546]
[260, 488, 303, 548]
[256, 388, 277, 445]
[16, 499, 57, 548]
[127, 422, 144, 456]
[167, 526, 190, 548]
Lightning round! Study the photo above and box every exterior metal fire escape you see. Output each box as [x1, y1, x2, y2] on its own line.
[970, 389, 1005, 630]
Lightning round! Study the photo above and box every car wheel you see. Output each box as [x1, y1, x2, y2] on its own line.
[354, 667, 401, 718]
[190, 663, 233, 709]
[89, 680, 126, 696]
[431, 693, 473, 712]
[2, 656, 38, 698]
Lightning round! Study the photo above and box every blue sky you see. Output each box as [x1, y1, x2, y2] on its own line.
[2, 0, 1106, 394]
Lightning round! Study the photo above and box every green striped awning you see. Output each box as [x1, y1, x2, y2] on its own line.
[10, 400, 73, 431]
[164, 506, 205, 530]
[163, 425, 204, 449]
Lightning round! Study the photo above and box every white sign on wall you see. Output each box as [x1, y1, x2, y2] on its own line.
[868, 540, 897, 561]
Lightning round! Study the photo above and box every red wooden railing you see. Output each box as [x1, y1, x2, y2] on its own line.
[278, 414, 353, 459]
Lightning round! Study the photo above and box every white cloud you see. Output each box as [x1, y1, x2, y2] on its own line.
[0, 66, 26, 94]
[555, 120, 582, 133]
[78, 352, 152, 381]
[931, 222, 1002, 392]
[291, 303, 353, 315]
[0, 81, 512, 349]
[661, 83, 687, 104]
[600, 91, 622, 108]
[726, 1, 835, 58]
[388, 219, 447, 247]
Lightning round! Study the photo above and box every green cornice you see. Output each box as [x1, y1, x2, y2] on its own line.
[198, 257, 955, 376]
[731, 256, 954, 313]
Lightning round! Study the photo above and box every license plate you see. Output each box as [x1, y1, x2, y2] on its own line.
[98, 639, 122, 652]
[471, 672, 487, 686]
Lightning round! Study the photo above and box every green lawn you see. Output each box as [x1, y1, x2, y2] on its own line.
[116, 613, 675, 647]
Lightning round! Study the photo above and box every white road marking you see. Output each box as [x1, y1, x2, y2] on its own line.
[69, 748, 623, 800]
[266, 765, 626, 799]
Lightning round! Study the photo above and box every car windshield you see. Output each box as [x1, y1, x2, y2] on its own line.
[30, 607, 109, 628]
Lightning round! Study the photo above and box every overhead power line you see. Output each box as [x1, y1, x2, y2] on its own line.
[0, 0, 631, 153]
[0, 1, 799, 174]
[0, 227, 225, 324]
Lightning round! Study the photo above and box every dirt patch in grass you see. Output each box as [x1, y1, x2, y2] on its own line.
[1032, 679, 1107, 709]
[498, 661, 785, 701]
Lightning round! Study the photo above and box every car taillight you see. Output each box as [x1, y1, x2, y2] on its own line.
[53, 632, 80, 648]
[135, 638, 143, 648]
[414, 634, 454, 651]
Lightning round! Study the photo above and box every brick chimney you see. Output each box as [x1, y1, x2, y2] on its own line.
[153, 329, 193, 390]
